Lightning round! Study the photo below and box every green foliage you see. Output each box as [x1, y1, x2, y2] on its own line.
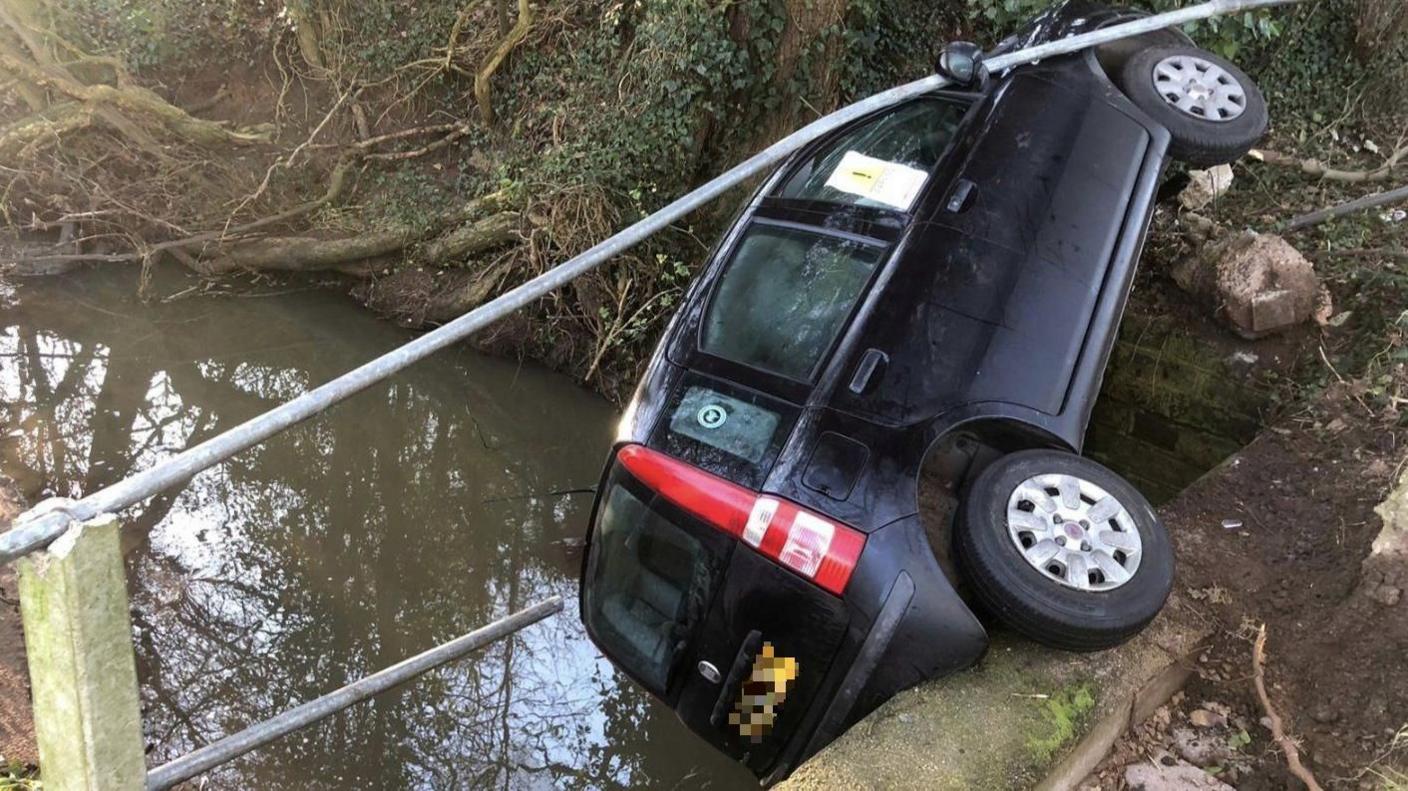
[838, 0, 965, 100]
[54, 0, 269, 72]
[359, 167, 459, 235]
[326, 0, 464, 80]
[1229, 1, 1393, 140]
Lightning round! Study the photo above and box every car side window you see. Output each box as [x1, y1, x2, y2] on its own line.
[700, 224, 882, 382]
[776, 99, 967, 211]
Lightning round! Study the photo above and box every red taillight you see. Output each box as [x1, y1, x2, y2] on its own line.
[617, 444, 755, 536]
[616, 445, 864, 595]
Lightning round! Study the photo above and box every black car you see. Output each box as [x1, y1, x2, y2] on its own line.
[579, 1, 1268, 782]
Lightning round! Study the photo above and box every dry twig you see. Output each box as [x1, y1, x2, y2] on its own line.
[1252, 625, 1325, 791]
[1250, 145, 1408, 183]
[1284, 183, 1408, 231]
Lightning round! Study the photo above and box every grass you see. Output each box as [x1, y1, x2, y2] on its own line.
[0, 760, 38, 791]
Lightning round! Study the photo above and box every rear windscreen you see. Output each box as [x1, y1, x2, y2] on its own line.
[700, 224, 882, 382]
[582, 476, 726, 694]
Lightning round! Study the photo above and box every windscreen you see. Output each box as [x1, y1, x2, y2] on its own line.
[776, 98, 967, 211]
[700, 224, 882, 381]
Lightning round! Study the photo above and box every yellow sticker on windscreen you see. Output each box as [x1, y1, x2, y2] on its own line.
[825, 150, 927, 210]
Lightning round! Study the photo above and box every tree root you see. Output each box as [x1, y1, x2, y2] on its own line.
[362, 122, 471, 162]
[192, 191, 517, 275]
[1252, 625, 1324, 791]
[0, 35, 271, 148]
[1285, 183, 1408, 232]
[475, 0, 533, 125]
[0, 101, 92, 159]
[1250, 146, 1408, 183]
[418, 210, 519, 262]
[151, 161, 353, 260]
[357, 254, 516, 325]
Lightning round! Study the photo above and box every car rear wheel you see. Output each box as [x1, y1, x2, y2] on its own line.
[1118, 45, 1268, 167]
[954, 450, 1173, 652]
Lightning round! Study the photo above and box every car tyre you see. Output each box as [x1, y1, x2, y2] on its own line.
[1118, 45, 1268, 167]
[954, 450, 1173, 652]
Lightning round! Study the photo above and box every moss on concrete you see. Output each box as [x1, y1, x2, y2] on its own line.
[1027, 683, 1096, 763]
[779, 599, 1205, 791]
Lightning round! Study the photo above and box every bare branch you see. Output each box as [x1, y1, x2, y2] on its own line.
[1252, 625, 1325, 791]
[1250, 146, 1408, 183]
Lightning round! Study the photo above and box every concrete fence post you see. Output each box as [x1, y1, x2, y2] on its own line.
[16, 506, 146, 790]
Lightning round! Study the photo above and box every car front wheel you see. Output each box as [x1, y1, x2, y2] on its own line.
[954, 450, 1174, 652]
[1118, 45, 1269, 167]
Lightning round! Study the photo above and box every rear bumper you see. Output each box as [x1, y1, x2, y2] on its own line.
[767, 512, 987, 782]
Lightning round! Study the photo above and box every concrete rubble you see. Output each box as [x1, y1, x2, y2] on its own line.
[1178, 165, 1235, 211]
[1361, 466, 1408, 607]
[1172, 230, 1327, 338]
[1124, 758, 1235, 791]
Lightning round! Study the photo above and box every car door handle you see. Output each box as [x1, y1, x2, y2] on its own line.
[848, 349, 888, 395]
[946, 178, 976, 212]
[709, 629, 763, 727]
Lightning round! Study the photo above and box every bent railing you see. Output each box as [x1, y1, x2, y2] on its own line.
[0, 2, 1300, 787]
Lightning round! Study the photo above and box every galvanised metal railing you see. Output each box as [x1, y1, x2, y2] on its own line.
[0, 2, 1302, 786]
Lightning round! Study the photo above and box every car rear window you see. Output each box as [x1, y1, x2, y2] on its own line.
[776, 98, 967, 211]
[700, 224, 883, 382]
[582, 478, 726, 694]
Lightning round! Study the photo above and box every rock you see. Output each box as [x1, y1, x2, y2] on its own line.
[1366, 583, 1401, 606]
[1172, 727, 1233, 766]
[1125, 759, 1235, 791]
[1188, 708, 1226, 728]
[1360, 470, 1408, 604]
[1226, 350, 1258, 369]
[1179, 164, 1235, 210]
[1372, 467, 1408, 556]
[1311, 705, 1340, 724]
[1175, 231, 1323, 339]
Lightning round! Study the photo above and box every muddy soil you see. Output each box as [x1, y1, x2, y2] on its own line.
[1083, 388, 1407, 789]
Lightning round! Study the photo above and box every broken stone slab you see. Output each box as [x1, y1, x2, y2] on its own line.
[1171, 231, 1327, 339]
[1125, 759, 1234, 791]
[1359, 466, 1408, 606]
[777, 597, 1205, 791]
[1178, 165, 1234, 211]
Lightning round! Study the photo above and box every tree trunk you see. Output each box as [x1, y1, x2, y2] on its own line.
[285, 2, 327, 70]
[754, 0, 849, 147]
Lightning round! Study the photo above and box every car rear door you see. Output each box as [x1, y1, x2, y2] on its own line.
[671, 546, 852, 774]
[582, 449, 856, 775]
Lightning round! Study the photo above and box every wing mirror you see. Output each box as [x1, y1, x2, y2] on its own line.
[936, 42, 988, 88]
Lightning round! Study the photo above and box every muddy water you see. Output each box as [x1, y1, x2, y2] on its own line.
[0, 266, 753, 789]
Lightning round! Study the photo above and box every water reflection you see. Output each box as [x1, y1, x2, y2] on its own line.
[0, 267, 752, 789]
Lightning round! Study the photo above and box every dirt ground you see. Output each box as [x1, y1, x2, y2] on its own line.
[0, 481, 36, 769]
[1081, 386, 1408, 790]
